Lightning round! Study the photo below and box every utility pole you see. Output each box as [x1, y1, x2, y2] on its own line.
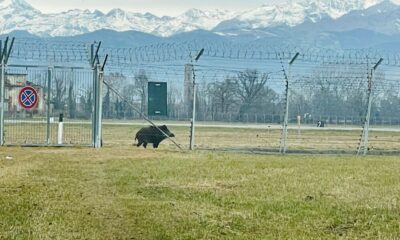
[357, 58, 383, 156]
[189, 48, 204, 151]
[280, 52, 299, 154]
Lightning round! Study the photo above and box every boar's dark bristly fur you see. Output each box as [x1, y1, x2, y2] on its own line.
[135, 125, 175, 148]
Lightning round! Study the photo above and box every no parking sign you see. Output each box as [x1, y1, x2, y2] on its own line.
[18, 86, 38, 110]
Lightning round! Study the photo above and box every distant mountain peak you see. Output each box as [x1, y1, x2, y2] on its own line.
[214, 0, 390, 31]
[0, 0, 397, 37]
[0, 0, 35, 9]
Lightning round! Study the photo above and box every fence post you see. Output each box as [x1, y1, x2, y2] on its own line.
[190, 78, 197, 150]
[358, 58, 383, 156]
[189, 48, 204, 151]
[90, 41, 104, 148]
[46, 67, 52, 145]
[96, 64, 104, 148]
[91, 44, 96, 147]
[280, 52, 299, 154]
[92, 64, 99, 147]
[0, 58, 4, 146]
[0, 37, 14, 146]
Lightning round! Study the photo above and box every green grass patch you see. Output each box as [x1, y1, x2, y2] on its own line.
[1, 147, 400, 239]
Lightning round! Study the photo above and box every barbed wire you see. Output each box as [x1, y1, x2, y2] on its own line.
[2, 36, 400, 67]
[2, 38, 97, 66]
[0, 36, 399, 95]
[100, 41, 400, 66]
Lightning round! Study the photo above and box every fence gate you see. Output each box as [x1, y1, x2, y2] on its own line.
[2, 66, 94, 146]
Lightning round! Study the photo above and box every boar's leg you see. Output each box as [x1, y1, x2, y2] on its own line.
[153, 141, 160, 148]
[143, 142, 148, 148]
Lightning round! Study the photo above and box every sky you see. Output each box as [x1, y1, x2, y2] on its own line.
[27, 0, 284, 16]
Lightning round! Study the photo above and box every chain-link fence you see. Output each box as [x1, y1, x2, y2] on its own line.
[0, 37, 104, 147]
[3, 66, 94, 146]
[1, 37, 399, 154]
[100, 42, 400, 155]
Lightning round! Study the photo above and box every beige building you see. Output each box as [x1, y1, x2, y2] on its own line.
[5, 74, 45, 114]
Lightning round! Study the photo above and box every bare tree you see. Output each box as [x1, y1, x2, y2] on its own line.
[103, 72, 127, 118]
[236, 69, 269, 115]
[253, 86, 280, 115]
[103, 86, 111, 118]
[53, 76, 66, 112]
[68, 80, 76, 118]
[208, 77, 238, 114]
[134, 69, 149, 114]
[300, 64, 369, 118]
[168, 85, 182, 117]
[85, 89, 92, 118]
[121, 83, 137, 118]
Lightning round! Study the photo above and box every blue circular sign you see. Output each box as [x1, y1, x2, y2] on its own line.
[18, 86, 38, 109]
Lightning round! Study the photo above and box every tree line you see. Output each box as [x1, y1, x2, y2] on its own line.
[46, 67, 400, 123]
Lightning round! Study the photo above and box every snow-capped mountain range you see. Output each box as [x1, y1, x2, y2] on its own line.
[0, 0, 395, 37]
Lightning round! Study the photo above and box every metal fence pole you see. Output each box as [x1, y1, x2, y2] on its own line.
[0, 59, 4, 146]
[91, 64, 104, 148]
[92, 65, 97, 147]
[361, 70, 374, 155]
[280, 67, 290, 154]
[358, 58, 383, 156]
[280, 53, 299, 154]
[96, 65, 104, 148]
[190, 70, 197, 150]
[189, 49, 204, 151]
[46, 67, 52, 145]
[0, 38, 12, 146]
[89, 42, 104, 149]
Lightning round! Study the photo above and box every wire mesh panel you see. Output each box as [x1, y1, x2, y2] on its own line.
[101, 68, 190, 150]
[3, 66, 93, 146]
[284, 62, 369, 154]
[98, 42, 400, 154]
[191, 56, 286, 152]
[4, 67, 49, 145]
[51, 68, 93, 146]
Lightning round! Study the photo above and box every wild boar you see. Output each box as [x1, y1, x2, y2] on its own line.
[135, 125, 175, 148]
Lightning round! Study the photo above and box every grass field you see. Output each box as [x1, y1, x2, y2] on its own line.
[103, 124, 400, 154]
[1, 146, 400, 239]
[4, 121, 400, 154]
